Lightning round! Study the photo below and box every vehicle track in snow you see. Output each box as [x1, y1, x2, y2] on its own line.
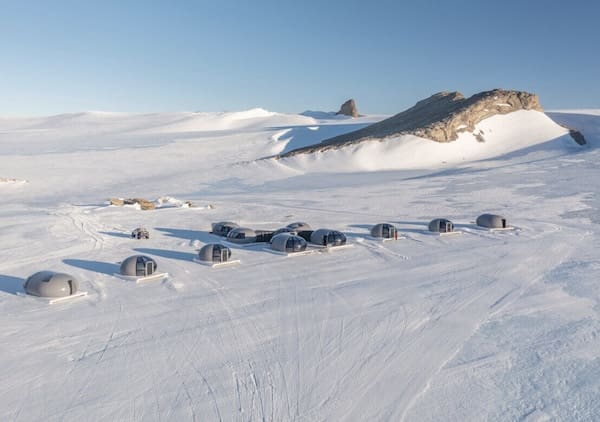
[396, 222, 583, 421]
[197, 272, 276, 421]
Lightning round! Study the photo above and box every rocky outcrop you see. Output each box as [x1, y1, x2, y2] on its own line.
[282, 89, 543, 156]
[336, 99, 359, 118]
[110, 198, 156, 210]
[568, 128, 586, 145]
[0, 178, 27, 184]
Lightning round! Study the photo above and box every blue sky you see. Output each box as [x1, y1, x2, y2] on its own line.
[1, 0, 598, 115]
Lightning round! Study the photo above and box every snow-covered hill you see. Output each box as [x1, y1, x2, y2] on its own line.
[1, 108, 599, 421]
[279, 110, 576, 172]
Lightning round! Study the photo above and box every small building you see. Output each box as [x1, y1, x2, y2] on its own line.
[24, 271, 80, 298]
[198, 243, 232, 264]
[297, 230, 314, 242]
[226, 227, 257, 244]
[131, 227, 150, 239]
[270, 233, 308, 253]
[286, 222, 312, 231]
[371, 223, 398, 239]
[211, 221, 239, 237]
[255, 230, 275, 243]
[120, 255, 158, 277]
[476, 214, 507, 229]
[428, 218, 454, 233]
[310, 229, 347, 246]
[272, 227, 297, 237]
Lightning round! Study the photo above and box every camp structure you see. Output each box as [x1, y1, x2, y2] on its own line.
[194, 243, 240, 267]
[286, 222, 312, 231]
[23, 271, 87, 304]
[226, 227, 258, 244]
[297, 230, 313, 241]
[476, 213, 509, 230]
[269, 233, 314, 256]
[255, 229, 275, 243]
[310, 229, 351, 250]
[131, 227, 150, 239]
[116, 255, 168, 283]
[272, 227, 297, 237]
[428, 218, 458, 235]
[211, 221, 239, 237]
[371, 223, 399, 240]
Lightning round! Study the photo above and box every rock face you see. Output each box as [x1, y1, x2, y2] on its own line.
[282, 89, 543, 156]
[336, 99, 359, 118]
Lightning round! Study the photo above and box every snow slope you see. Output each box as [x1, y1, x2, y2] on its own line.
[1, 108, 599, 421]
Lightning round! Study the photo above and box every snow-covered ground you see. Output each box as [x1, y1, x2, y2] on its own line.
[1, 108, 599, 421]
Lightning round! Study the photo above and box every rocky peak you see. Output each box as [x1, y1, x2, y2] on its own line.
[336, 98, 359, 118]
[410, 89, 543, 142]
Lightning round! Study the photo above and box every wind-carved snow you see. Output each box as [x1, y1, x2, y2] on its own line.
[0, 108, 598, 421]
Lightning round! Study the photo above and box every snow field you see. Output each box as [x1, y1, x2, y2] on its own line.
[0, 108, 599, 421]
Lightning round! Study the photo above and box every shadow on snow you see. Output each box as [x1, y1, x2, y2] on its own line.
[63, 259, 120, 275]
[0, 274, 24, 295]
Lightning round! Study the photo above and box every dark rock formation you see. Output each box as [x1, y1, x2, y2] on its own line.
[336, 99, 359, 118]
[282, 89, 543, 157]
[567, 128, 587, 145]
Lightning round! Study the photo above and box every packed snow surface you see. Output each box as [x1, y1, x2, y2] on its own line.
[1, 108, 599, 421]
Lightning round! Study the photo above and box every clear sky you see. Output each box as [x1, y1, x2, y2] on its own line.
[1, 0, 598, 115]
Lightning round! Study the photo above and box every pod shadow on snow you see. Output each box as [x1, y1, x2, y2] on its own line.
[344, 232, 366, 239]
[395, 228, 430, 235]
[134, 248, 196, 262]
[390, 220, 431, 234]
[347, 221, 433, 235]
[155, 227, 214, 243]
[98, 231, 131, 238]
[453, 223, 481, 230]
[347, 224, 373, 231]
[348, 223, 432, 235]
[63, 259, 120, 275]
[0, 274, 24, 295]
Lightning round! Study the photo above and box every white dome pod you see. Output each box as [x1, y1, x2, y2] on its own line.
[270, 233, 309, 255]
[194, 243, 241, 267]
[116, 255, 168, 283]
[428, 218, 461, 236]
[226, 227, 257, 244]
[428, 218, 453, 233]
[272, 227, 297, 237]
[211, 221, 239, 237]
[371, 223, 399, 240]
[23, 271, 87, 304]
[286, 222, 312, 231]
[131, 227, 150, 239]
[476, 213, 508, 229]
[310, 229, 347, 247]
[198, 243, 232, 263]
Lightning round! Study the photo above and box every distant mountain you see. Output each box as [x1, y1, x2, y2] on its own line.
[281, 89, 543, 156]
